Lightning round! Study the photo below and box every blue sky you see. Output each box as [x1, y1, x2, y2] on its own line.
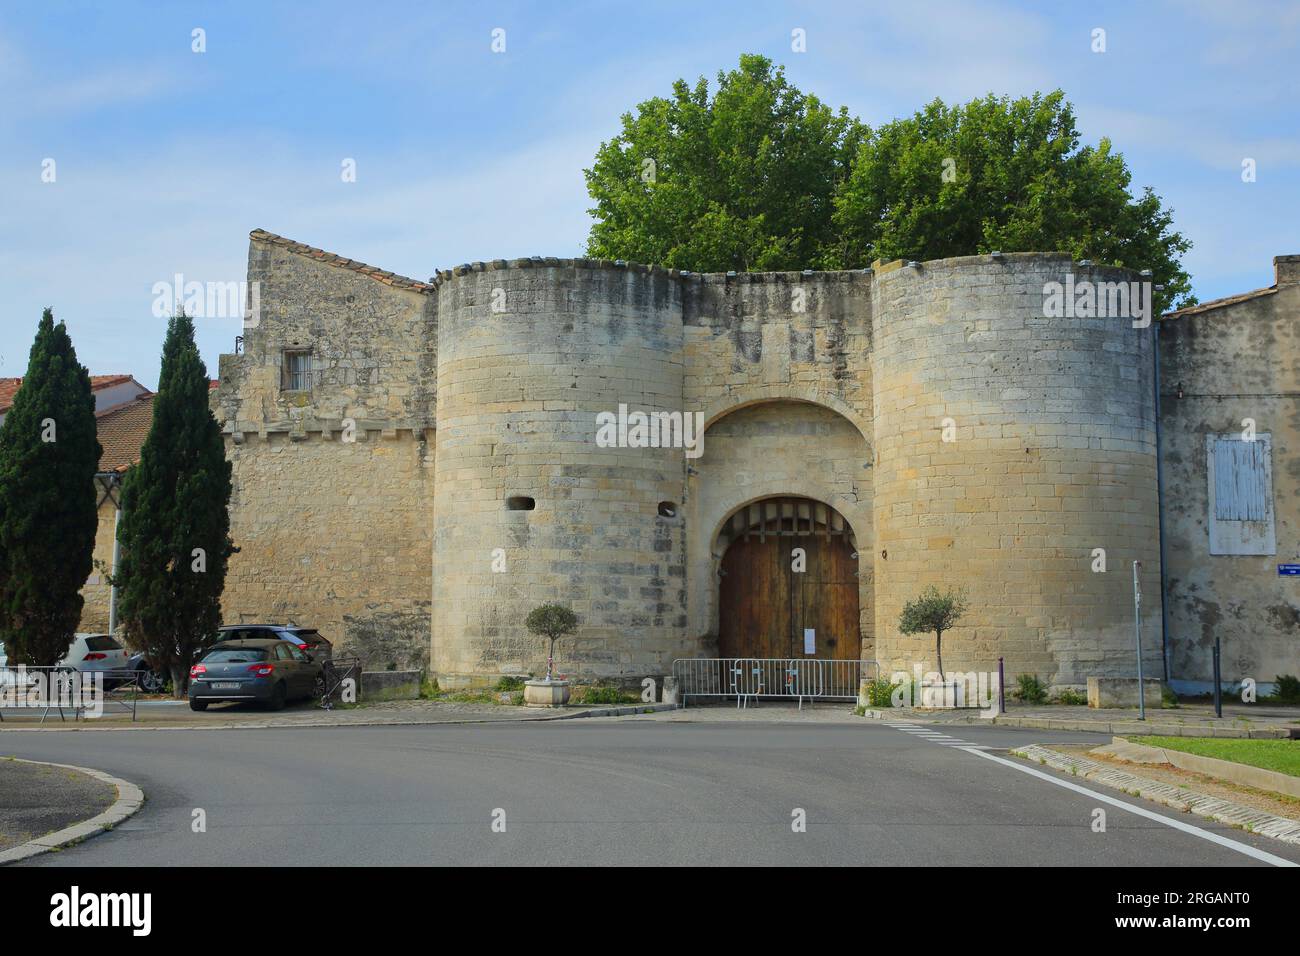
[1, 0, 1297, 387]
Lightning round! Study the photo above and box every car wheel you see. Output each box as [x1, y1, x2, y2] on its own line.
[313, 673, 326, 699]
[190, 700, 208, 712]
[140, 669, 166, 694]
[269, 681, 287, 711]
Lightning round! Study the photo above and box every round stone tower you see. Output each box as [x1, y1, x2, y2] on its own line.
[869, 254, 1164, 688]
[432, 259, 689, 686]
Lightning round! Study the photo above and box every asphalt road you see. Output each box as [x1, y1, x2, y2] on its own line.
[2, 717, 1298, 866]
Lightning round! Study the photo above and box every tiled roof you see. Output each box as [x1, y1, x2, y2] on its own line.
[1163, 285, 1277, 320]
[95, 394, 155, 473]
[0, 378, 20, 414]
[0, 374, 140, 415]
[250, 229, 434, 293]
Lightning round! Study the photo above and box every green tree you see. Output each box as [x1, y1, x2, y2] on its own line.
[0, 309, 101, 665]
[898, 586, 969, 682]
[584, 54, 864, 272]
[113, 313, 234, 696]
[833, 91, 1194, 311]
[524, 603, 578, 681]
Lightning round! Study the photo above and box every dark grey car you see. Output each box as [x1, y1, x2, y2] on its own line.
[189, 639, 320, 711]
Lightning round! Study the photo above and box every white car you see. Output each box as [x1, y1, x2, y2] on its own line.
[57, 634, 130, 676]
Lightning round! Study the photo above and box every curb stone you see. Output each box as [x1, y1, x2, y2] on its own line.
[1010, 743, 1300, 847]
[0, 759, 145, 865]
[0, 702, 678, 733]
[855, 709, 1297, 739]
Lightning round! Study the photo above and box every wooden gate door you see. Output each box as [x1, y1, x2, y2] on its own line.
[718, 507, 860, 660]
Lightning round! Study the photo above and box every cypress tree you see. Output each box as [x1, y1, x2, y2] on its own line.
[114, 313, 234, 696]
[0, 309, 102, 665]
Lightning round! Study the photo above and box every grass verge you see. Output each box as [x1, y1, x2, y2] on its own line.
[1132, 735, 1300, 777]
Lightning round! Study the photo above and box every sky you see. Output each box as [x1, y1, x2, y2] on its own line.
[1, 0, 1297, 388]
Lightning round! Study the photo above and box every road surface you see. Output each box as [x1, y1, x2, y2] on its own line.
[3, 716, 1297, 866]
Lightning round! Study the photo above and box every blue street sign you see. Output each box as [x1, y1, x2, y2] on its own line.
[1279, 564, 1300, 576]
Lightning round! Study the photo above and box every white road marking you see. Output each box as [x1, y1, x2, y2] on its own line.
[960, 746, 1298, 868]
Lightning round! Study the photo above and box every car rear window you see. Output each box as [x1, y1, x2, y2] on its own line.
[85, 636, 122, 651]
[292, 630, 322, 642]
[203, 647, 270, 663]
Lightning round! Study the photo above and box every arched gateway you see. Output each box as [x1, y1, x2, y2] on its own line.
[717, 496, 861, 661]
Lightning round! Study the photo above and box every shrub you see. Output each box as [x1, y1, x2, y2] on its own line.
[574, 684, 637, 705]
[494, 675, 528, 692]
[864, 676, 901, 708]
[1054, 688, 1087, 706]
[1270, 674, 1300, 704]
[1161, 685, 1180, 709]
[1013, 673, 1048, 704]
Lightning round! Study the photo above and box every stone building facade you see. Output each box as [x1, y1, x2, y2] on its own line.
[1158, 257, 1299, 693]
[210, 230, 1297, 692]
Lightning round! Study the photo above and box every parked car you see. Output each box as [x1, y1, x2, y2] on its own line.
[216, 625, 332, 662]
[127, 651, 168, 693]
[189, 639, 321, 711]
[58, 634, 130, 677]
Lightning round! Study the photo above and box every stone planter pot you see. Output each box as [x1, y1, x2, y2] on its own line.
[524, 679, 570, 708]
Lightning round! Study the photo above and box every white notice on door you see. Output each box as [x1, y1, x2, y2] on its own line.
[803, 628, 816, 655]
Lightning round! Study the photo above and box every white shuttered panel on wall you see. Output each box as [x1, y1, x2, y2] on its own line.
[1207, 435, 1275, 555]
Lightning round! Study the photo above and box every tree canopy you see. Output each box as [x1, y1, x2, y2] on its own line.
[585, 58, 1194, 310]
[114, 312, 234, 695]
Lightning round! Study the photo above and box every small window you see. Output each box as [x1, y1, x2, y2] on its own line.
[282, 349, 312, 391]
[658, 501, 678, 518]
[506, 496, 536, 511]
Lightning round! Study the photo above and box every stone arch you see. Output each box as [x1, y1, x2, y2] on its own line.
[685, 397, 875, 659]
[698, 385, 872, 448]
[706, 482, 869, 560]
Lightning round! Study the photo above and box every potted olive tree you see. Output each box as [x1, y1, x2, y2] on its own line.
[523, 603, 577, 707]
[898, 585, 968, 705]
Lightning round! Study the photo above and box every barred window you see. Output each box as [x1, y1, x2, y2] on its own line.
[282, 349, 311, 391]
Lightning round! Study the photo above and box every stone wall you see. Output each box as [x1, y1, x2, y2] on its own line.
[77, 482, 119, 634]
[212, 233, 436, 669]
[431, 261, 689, 685]
[870, 255, 1163, 688]
[221, 430, 433, 669]
[206, 231, 1293, 693]
[1158, 257, 1300, 692]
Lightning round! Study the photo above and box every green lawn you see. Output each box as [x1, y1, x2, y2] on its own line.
[1133, 736, 1300, 777]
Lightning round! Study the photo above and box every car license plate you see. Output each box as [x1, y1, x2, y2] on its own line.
[211, 682, 240, 690]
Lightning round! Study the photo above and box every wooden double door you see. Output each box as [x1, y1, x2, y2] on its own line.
[718, 525, 861, 661]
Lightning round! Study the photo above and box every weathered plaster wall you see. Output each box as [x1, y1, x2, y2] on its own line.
[1159, 257, 1300, 690]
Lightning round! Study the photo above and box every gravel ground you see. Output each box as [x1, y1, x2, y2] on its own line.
[0, 758, 115, 851]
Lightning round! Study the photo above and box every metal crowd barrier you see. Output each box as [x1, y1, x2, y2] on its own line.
[0, 665, 142, 722]
[319, 656, 363, 710]
[671, 657, 875, 709]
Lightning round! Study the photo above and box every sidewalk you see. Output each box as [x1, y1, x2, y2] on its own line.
[860, 701, 1300, 739]
[0, 697, 672, 731]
